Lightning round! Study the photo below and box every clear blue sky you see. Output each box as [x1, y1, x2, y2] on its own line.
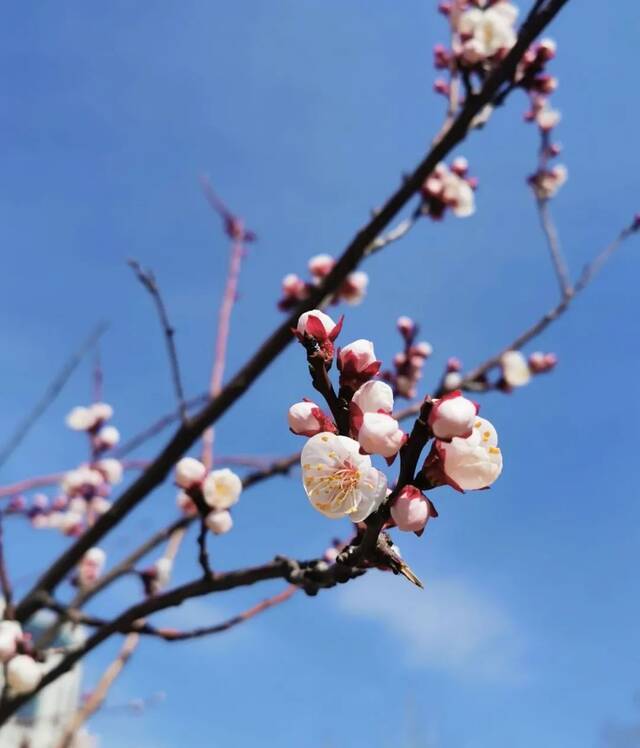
[1, 1, 639, 746]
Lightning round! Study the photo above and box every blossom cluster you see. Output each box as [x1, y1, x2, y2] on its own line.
[291, 309, 504, 537]
[174, 457, 242, 535]
[380, 316, 433, 399]
[421, 158, 477, 220]
[278, 254, 369, 311]
[0, 620, 42, 695]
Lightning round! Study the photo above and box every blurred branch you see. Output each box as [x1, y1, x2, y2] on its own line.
[128, 260, 188, 424]
[0, 323, 108, 471]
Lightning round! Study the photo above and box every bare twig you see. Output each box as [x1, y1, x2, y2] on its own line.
[200, 178, 255, 471]
[461, 220, 639, 386]
[537, 198, 572, 297]
[128, 260, 188, 424]
[0, 323, 108, 471]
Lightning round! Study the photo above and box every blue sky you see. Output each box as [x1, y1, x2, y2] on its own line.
[1, 1, 639, 746]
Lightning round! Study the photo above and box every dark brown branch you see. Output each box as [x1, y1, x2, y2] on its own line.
[0, 323, 108, 470]
[13, 0, 571, 626]
[128, 260, 188, 424]
[0, 514, 14, 618]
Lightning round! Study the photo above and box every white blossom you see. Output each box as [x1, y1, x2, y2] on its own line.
[203, 469, 242, 510]
[457, 2, 518, 63]
[301, 432, 388, 521]
[96, 458, 123, 485]
[90, 402, 114, 423]
[390, 486, 432, 533]
[65, 406, 95, 431]
[501, 350, 532, 387]
[205, 509, 233, 535]
[438, 417, 503, 490]
[288, 401, 326, 437]
[175, 457, 206, 489]
[0, 621, 22, 663]
[96, 425, 120, 449]
[6, 655, 42, 694]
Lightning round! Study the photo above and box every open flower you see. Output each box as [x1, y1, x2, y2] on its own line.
[456, 2, 518, 64]
[6, 655, 42, 695]
[175, 457, 206, 489]
[390, 485, 435, 534]
[301, 433, 387, 521]
[203, 469, 242, 510]
[425, 417, 503, 491]
[428, 391, 478, 440]
[357, 413, 405, 459]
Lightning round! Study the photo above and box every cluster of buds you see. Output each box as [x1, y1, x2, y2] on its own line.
[30, 458, 123, 535]
[291, 310, 504, 540]
[380, 316, 433, 399]
[66, 401, 120, 452]
[516, 37, 568, 200]
[437, 1, 518, 71]
[174, 457, 242, 535]
[421, 158, 477, 220]
[278, 254, 369, 311]
[0, 620, 42, 695]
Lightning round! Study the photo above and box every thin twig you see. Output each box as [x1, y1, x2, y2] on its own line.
[0, 323, 108, 471]
[537, 198, 572, 297]
[128, 260, 188, 424]
[461, 220, 639, 386]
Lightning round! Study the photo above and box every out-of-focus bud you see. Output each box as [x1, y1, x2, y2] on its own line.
[0, 621, 22, 663]
[6, 655, 42, 695]
[339, 271, 369, 305]
[96, 458, 123, 485]
[203, 469, 242, 510]
[205, 509, 233, 535]
[500, 350, 531, 388]
[95, 425, 120, 450]
[308, 254, 335, 279]
[175, 457, 206, 489]
[528, 351, 558, 374]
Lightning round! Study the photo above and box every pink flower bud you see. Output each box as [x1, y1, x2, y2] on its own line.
[288, 400, 335, 437]
[339, 271, 369, 305]
[95, 425, 120, 449]
[308, 254, 335, 278]
[205, 509, 233, 535]
[357, 412, 404, 459]
[0, 621, 22, 663]
[537, 38, 556, 60]
[175, 457, 206, 489]
[447, 357, 462, 372]
[176, 490, 198, 517]
[390, 485, 433, 533]
[528, 351, 558, 373]
[396, 316, 415, 339]
[338, 339, 381, 388]
[451, 157, 469, 176]
[296, 311, 343, 359]
[433, 78, 449, 95]
[350, 381, 394, 436]
[428, 391, 478, 439]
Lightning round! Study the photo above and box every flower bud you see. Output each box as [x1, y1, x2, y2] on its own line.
[308, 254, 335, 278]
[396, 316, 415, 339]
[176, 490, 198, 516]
[412, 341, 433, 358]
[203, 469, 242, 510]
[339, 271, 369, 305]
[500, 350, 531, 388]
[390, 486, 433, 533]
[154, 557, 173, 587]
[90, 402, 114, 423]
[357, 413, 404, 459]
[6, 655, 42, 695]
[66, 406, 95, 432]
[78, 547, 106, 586]
[297, 310, 338, 339]
[338, 340, 380, 388]
[351, 380, 394, 418]
[288, 401, 334, 437]
[96, 458, 123, 485]
[205, 509, 233, 535]
[428, 391, 478, 439]
[175, 457, 206, 489]
[0, 621, 22, 663]
[95, 425, 120, 449]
